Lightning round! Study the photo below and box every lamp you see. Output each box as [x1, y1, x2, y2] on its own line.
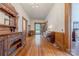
[48, 25, 53, 32]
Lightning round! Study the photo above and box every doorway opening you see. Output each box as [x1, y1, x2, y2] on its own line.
[70, 3, 79, 56]
[35, 23, 41, 35]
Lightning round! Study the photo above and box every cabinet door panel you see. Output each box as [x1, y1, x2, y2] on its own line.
[3, 39, 8, 56]
[0, 41, 4, 56]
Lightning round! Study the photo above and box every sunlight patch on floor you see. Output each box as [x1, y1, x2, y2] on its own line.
[34, 35, 41, 47]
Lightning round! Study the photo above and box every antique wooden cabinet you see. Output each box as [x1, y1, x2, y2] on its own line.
[0, 3, 26, 56]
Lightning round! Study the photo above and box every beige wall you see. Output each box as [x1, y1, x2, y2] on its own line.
[46, 4, 65, 50]
[30, 19, 46, 30]
[12, 3, 30, 32]
[46, 3, 65, 32]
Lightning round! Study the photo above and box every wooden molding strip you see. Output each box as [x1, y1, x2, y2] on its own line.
[64, 3, 71, 52]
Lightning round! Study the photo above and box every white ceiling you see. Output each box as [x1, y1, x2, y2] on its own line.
[21, 3, 53, 20]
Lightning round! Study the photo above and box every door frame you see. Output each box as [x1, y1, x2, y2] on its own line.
[64, 3, 72, 53]
[22, 16, 27, 33]
[34, 23, 41, 34]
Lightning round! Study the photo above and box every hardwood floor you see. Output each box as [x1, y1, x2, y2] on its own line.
[16, 35, 70, 56]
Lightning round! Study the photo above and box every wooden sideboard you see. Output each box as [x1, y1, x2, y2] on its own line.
[0, 32, 26, 56]
[55, 32, 64, 50]
[46, 32, 64, 50]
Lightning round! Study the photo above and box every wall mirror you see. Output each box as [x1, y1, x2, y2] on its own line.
[0, 11, 15, 26]
[0, 11, 10, 25]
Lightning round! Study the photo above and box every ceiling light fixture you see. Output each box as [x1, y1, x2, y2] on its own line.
[31, 3, 39, 8]
[32, 5, 39, 8]
[35, 5, 39, 8]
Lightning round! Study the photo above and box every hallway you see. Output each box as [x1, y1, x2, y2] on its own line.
[16, 35, 70, 56]
[0, 3, 73, 56]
